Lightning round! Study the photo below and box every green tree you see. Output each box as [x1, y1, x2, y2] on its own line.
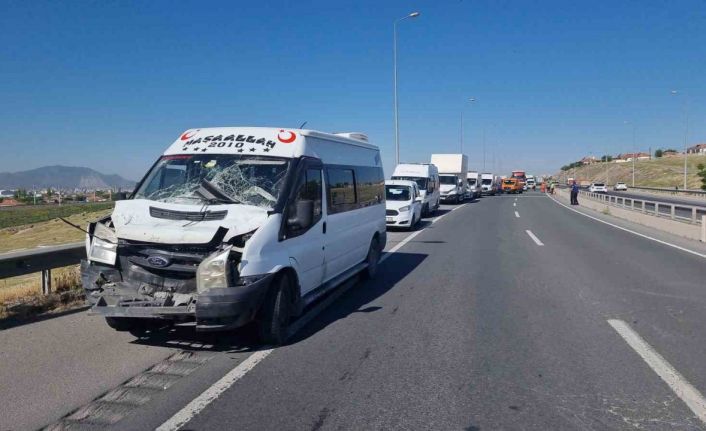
[601, 155, 613, 162]
[654, 149, 663, 158]
[697, 164, 706, 191]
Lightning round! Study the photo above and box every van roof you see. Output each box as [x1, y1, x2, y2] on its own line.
[164, 127, 378, 159]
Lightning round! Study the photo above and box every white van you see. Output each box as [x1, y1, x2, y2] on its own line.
[466, 171, 482, 199]
[385, 180, 422, 230]
[431, 154, 468, 204]
[81, 127, 386, 344]
[390, 163, 440, 216]
[481, 173, 496, 196]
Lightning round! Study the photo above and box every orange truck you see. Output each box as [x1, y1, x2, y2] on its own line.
[511, 170, 527, 191]
[501, 178, 522, 193]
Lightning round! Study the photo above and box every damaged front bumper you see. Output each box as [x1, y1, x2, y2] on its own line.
[81, 260, 274, 332]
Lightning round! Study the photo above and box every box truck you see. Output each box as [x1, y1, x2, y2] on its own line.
[430, 154, 468, 204]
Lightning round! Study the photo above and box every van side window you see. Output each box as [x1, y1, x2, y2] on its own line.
[287, 168, 322, 236]
[354, 166, 384, 207]
[327, 168, 356, 213]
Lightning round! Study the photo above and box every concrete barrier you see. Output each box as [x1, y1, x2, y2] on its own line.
[555, 189, 704, 242]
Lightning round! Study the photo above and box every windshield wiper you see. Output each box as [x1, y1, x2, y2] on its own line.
[197, 179, 241, 204]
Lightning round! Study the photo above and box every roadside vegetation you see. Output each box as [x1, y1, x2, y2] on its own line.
[0, 202, 114, 229]
[0, 265, 84, 321]
[0, 208, 111, 253]
[0, 207, 113, 321]
[557, 154, 706, 189]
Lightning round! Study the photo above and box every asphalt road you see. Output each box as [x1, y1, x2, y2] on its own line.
[3, 192, 706, 430]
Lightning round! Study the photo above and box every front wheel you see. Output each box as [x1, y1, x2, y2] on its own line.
[258, 275, 292, 345]
[362, 236, 381, 279]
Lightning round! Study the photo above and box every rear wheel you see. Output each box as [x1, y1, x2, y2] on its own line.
[258, 274, 292, 345]
[362, 236, 381, 279]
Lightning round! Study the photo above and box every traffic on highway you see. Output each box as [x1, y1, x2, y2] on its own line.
[3, 2, 706, 431]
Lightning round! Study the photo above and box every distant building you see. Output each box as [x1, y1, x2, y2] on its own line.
[580, 156, 598, 165]
[662, 150, 680, 157]
[0, 189, 15, 198]
[0, 198, 20, 207]
[615, 152, 650, 162]
[687, 144, 706, 155]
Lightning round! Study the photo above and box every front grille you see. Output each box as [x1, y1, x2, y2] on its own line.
[386, 209, 398, 216]
[150, 206, 227, 221]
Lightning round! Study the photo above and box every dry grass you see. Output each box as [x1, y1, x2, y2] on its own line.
[558, 154, 706, 189]
[0, 209, 110, 253]
[0, 265, 83, 319]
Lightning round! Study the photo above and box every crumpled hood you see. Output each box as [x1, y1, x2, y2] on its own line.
[111, 199, 269, 244]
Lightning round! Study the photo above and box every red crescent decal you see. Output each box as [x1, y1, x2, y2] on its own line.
[180, 131, 196, 141]
[277, 130, 296, 144]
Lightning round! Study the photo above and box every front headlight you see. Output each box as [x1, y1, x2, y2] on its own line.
[88, 223, 118, 265]
[196, 246, 232, 293]
[398, 205, 410, 212]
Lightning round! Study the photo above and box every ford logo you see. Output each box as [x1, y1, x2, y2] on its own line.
[146, 256, 171, 267]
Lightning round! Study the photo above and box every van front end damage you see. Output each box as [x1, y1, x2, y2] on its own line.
[81, 220, 273, 332]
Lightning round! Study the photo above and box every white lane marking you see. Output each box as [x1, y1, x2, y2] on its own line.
[526, 230, 544, 246]
[156, 349, 274, 431]
[549, 195, 706, 260]
[513, 202, 516, 207]
[607, 319, 706, 425]
[382, 204, 466, 262]
[514, 211, 520, 218]
[158, 204, 464, 430]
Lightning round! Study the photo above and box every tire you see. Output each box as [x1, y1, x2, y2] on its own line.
[105, 316, 139, 332]
[258, 274, 292, 345]
[105, 317, 164, 336]
[362, 236, 381, 280]
[422, 204, 428, 218]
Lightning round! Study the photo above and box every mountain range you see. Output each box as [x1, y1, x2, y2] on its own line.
[0, 166, 135, 190]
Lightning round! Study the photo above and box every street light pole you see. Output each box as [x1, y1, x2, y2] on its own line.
[393, 11, 420, 165]
[624, 120, 636, 187]
[671, 90, 690, 189]
[460, 97, 476, 153]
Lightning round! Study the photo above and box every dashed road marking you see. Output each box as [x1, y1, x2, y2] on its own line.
[157, 204, 465, 430]
[526, 230, 544, 246]
[514, 211, 520, 218]
[607, 319, 706, 425]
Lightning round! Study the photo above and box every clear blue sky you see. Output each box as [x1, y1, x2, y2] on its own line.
[1, 0, 704, 180]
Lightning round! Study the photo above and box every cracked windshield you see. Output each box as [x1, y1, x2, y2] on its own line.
[134, 155, 289, 208]
[3, 1, 706, 431]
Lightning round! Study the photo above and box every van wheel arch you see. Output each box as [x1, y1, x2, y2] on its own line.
[275, 267, 302, 317]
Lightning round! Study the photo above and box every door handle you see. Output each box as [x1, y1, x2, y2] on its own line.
[323, 221, 327, 234]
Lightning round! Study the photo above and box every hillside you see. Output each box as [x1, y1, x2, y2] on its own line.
[0, 165, 134, 190]
[556, 154, 706, 189]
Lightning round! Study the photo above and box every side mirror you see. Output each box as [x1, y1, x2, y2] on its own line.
[114, 192, 128, 201]
[287, 200, 314, 230]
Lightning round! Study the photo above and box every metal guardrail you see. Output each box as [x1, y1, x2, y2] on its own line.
[0, 242, 85, 294]
[630, 185, 706, 198]
[580, 191, 706, 225]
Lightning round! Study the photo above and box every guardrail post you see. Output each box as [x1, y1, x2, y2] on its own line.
[702, 215, 706, 243]
[631, 199, 634, 210]
[692, 207, 697, 224]
[42, 269, 51, 295]
[670, 205, 676, 220]
[655, 202, 659, 216]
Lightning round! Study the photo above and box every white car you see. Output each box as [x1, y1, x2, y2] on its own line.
[589, 182, 608, 193]
[614, 182, 628, 191]
[385, 180, 422, 230]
